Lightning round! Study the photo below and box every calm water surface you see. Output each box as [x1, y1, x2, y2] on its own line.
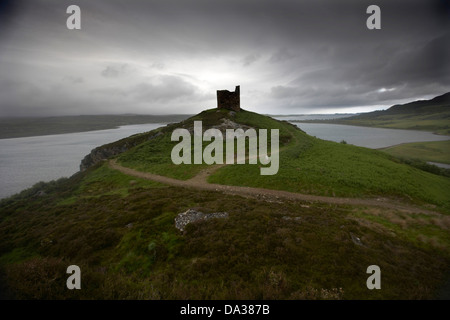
[0, 124, 165, 199]
[291, 122, 450, 149]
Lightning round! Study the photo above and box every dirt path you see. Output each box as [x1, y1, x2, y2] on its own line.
[109, 159, 440, 215]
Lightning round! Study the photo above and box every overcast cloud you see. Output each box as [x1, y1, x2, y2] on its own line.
[0, 0, 448, 116]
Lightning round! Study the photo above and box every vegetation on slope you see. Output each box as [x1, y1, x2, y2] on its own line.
[381, 140, 450, 165]
[116, 108, 309, 180]
[296, 92, 450, 135]
[0, 164, 449, 299]
[1, 107, 450, 300]
[209, 137, 450, 212]
[115, 108, 450, 212]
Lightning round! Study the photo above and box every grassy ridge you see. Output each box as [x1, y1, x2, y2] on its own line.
[116, 109, 309, 180]
[0, 164, 449, 299]
[116, 108, 450, 211]
[116, 131, 210, 180]
[209, 139, 450, 211]
[381, 140, 450, 165]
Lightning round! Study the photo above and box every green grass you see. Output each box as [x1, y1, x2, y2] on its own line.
[1, 108, 450, 299]
[349, 209, 450, 252]
[116, 130, 209, 180]
[114, 108, 450, 211]
[209, 134, 450, 212]
[116, 109, 309, 179]
[0, 164, 449, 299]
[57, 164, 165, 205]
[77, 163, 164, 195]
[381, 140, 450, 165]
[0, 247, 37, 265]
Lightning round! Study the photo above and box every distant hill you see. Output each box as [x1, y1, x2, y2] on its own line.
[354, 92, 450, 118]
[0, 114, 193, 139]
[305, 92, 450, 135]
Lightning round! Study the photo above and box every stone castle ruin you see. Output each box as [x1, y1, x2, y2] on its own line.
[217, 85, 240, 112]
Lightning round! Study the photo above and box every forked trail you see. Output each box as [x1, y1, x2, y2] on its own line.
[109, 159, 440, 215]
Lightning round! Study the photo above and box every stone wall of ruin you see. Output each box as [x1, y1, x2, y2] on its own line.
[217, 85, 240, 112]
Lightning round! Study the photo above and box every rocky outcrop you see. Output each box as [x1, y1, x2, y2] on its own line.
[183, 117, 254, 137]
[350, 232, 364, 246]
[79, 131, 163, 171]
[175, 209, 229, 232]
[80, 145, 126, 171]
[282, 216, 302, 223]
[209, 118, 253, 135]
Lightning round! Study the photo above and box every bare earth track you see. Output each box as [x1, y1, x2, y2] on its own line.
[109, 159, 440, 215]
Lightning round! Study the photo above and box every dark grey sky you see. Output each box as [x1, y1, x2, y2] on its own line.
[0, 0, 448, 116]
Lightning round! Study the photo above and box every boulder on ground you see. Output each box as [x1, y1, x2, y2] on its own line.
[175, 209, 229, 232]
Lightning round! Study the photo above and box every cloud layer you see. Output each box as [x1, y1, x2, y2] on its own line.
[0, 0, 448, 116]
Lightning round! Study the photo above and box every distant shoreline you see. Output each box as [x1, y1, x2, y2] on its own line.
[291, 119, 450, 136]
[0, 114, 193, 139]
[0, 113, 355, 139]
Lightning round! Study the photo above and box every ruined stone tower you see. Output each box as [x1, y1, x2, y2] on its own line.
[217, 85, 240, 112]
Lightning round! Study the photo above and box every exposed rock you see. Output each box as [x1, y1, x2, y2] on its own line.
[175, 209, 229, 232]
[79, 131, 163, 171]
[255, 194, 283, 204]
[40, 238, 53, 247]
[350, 232, 364, 246]
[80, 145, 127, 171]
[35, 190, 47, 197]
[282, 216, 302, 223]
[210, 118, 253, 135]
[147, 131, 163, 141]
[187, 118, 253, 137]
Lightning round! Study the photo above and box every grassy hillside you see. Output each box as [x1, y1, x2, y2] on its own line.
[116, 108, 310, 180]
[117, 108, 450, 212]
[209, 139, 450, 210]
[1, 163, 449, 299]
[299, 92, 450, 135]
[1, 108, 450, 299]
[380, 140, 450, 165]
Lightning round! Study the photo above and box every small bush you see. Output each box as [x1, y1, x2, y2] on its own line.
[5, 257, 68, 299]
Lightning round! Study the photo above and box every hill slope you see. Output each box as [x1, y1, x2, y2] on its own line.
[0, 108, 449, 300]
[302, 92, 450, 135]
[114, 108, 450, 211]
[358, 92, 450, 117]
